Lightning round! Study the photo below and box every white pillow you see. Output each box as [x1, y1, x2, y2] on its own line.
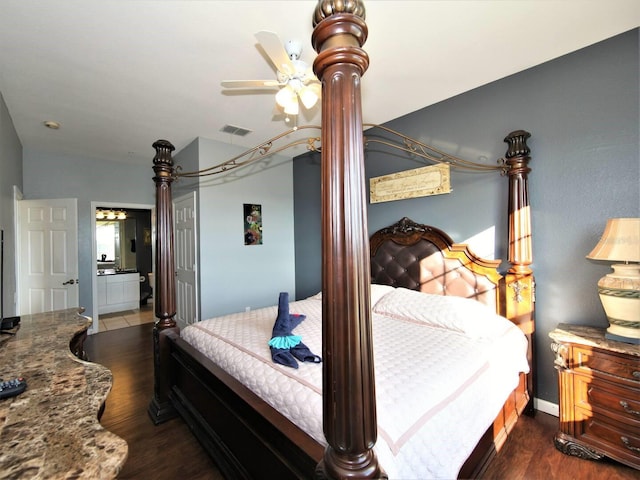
[370, 283, 396, 306]
[372, 287, 516, 338]
[308, 283, 395, 306]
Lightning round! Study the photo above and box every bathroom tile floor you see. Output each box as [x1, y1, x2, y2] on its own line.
[99, 303, 155, 332]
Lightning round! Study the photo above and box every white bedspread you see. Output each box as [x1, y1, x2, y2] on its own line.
[181, 287, 529, 479]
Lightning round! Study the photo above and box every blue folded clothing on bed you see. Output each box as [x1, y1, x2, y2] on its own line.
[268, 292, 321, 368]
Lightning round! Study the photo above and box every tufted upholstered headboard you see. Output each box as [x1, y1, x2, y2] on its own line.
[370, 217, 505, 315]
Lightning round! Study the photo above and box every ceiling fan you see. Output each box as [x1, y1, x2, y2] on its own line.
[221, 31, 321, 118]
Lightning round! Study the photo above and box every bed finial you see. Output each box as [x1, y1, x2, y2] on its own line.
[312, 2, 369, 78]
[152, 139, 175, 163]
[504, 130, 531, 159]
[313, 0, 366, 26]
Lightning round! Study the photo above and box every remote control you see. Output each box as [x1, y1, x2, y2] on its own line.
[0, 377, 27, 400]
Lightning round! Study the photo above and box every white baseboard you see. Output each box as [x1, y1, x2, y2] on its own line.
[534, 397, 559, 417]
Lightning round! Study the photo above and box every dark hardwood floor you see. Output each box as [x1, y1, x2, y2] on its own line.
[85, 322, 223, 480]
[479, 410, 638, 480]
[85, 323, 638, 480]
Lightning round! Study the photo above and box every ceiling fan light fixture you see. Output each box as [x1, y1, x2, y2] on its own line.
[299, 85, 319, 109]
[284, 100, 299, 116]
[223, 31, 320, 125]
[275, 85, 296, 108]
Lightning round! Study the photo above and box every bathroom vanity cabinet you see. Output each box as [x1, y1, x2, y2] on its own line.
[97, 272, 139, 314]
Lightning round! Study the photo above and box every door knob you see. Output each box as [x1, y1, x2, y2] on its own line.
[62, 279, 76, 285]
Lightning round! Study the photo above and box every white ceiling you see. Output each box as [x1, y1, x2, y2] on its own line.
[1, 1, 638, 166]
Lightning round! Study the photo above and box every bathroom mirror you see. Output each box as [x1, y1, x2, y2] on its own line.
[96, 218, 137, 270]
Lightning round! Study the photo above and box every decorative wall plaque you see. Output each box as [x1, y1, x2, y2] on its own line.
[369, 163, 451, 204]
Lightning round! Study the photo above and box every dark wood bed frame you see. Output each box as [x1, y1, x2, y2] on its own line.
[146, 2, 535, 478]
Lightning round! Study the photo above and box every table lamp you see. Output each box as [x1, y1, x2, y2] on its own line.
[587, 217, 640, 344]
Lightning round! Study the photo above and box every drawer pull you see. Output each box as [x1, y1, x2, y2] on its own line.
[620, 401, 640, 417]
[621, 436, 640, 453]
[634, 371, 640, 379]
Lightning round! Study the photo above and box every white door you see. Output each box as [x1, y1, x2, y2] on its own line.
[18, 198, 79, 314]
[174, 192, 198, 326]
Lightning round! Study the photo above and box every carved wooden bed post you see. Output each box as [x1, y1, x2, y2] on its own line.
[147, 139, 179, 424]
[312, 1, 385, 478]
[503, 130, 535, 407]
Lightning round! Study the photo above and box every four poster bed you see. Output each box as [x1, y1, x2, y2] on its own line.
[147, 2, 535, 479]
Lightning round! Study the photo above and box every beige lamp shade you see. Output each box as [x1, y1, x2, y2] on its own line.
[587, 218, 640, 262]
[587, 217, 640, 343]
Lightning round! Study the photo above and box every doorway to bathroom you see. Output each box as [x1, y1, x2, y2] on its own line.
[90, 201, 154, 334]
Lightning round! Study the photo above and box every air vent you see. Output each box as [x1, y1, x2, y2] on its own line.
[220, 124, 252, 137]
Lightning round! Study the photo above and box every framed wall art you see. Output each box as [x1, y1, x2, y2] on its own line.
[243, 203, 262, 245]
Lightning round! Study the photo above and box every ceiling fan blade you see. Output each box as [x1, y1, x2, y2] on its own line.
[221, 80, 281, 89]
[255, 31, 294, 75]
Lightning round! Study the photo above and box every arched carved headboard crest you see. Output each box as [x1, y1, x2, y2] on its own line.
[370, 217, 454, 252]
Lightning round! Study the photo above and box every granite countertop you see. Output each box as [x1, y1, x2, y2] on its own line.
[549, 323, 640, 358]
[97, 269, 138, 276]
[0, 308, 128, 479]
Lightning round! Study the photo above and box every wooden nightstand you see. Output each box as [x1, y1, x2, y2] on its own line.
[549, 324, 640, 470]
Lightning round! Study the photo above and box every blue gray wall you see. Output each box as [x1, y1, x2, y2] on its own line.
[293, 29, 640, 405]
[22, 149, 155, 321]
[15, 132, 296, 327]
[0, 92, 23, 318]
[195, 137, 296, 318]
